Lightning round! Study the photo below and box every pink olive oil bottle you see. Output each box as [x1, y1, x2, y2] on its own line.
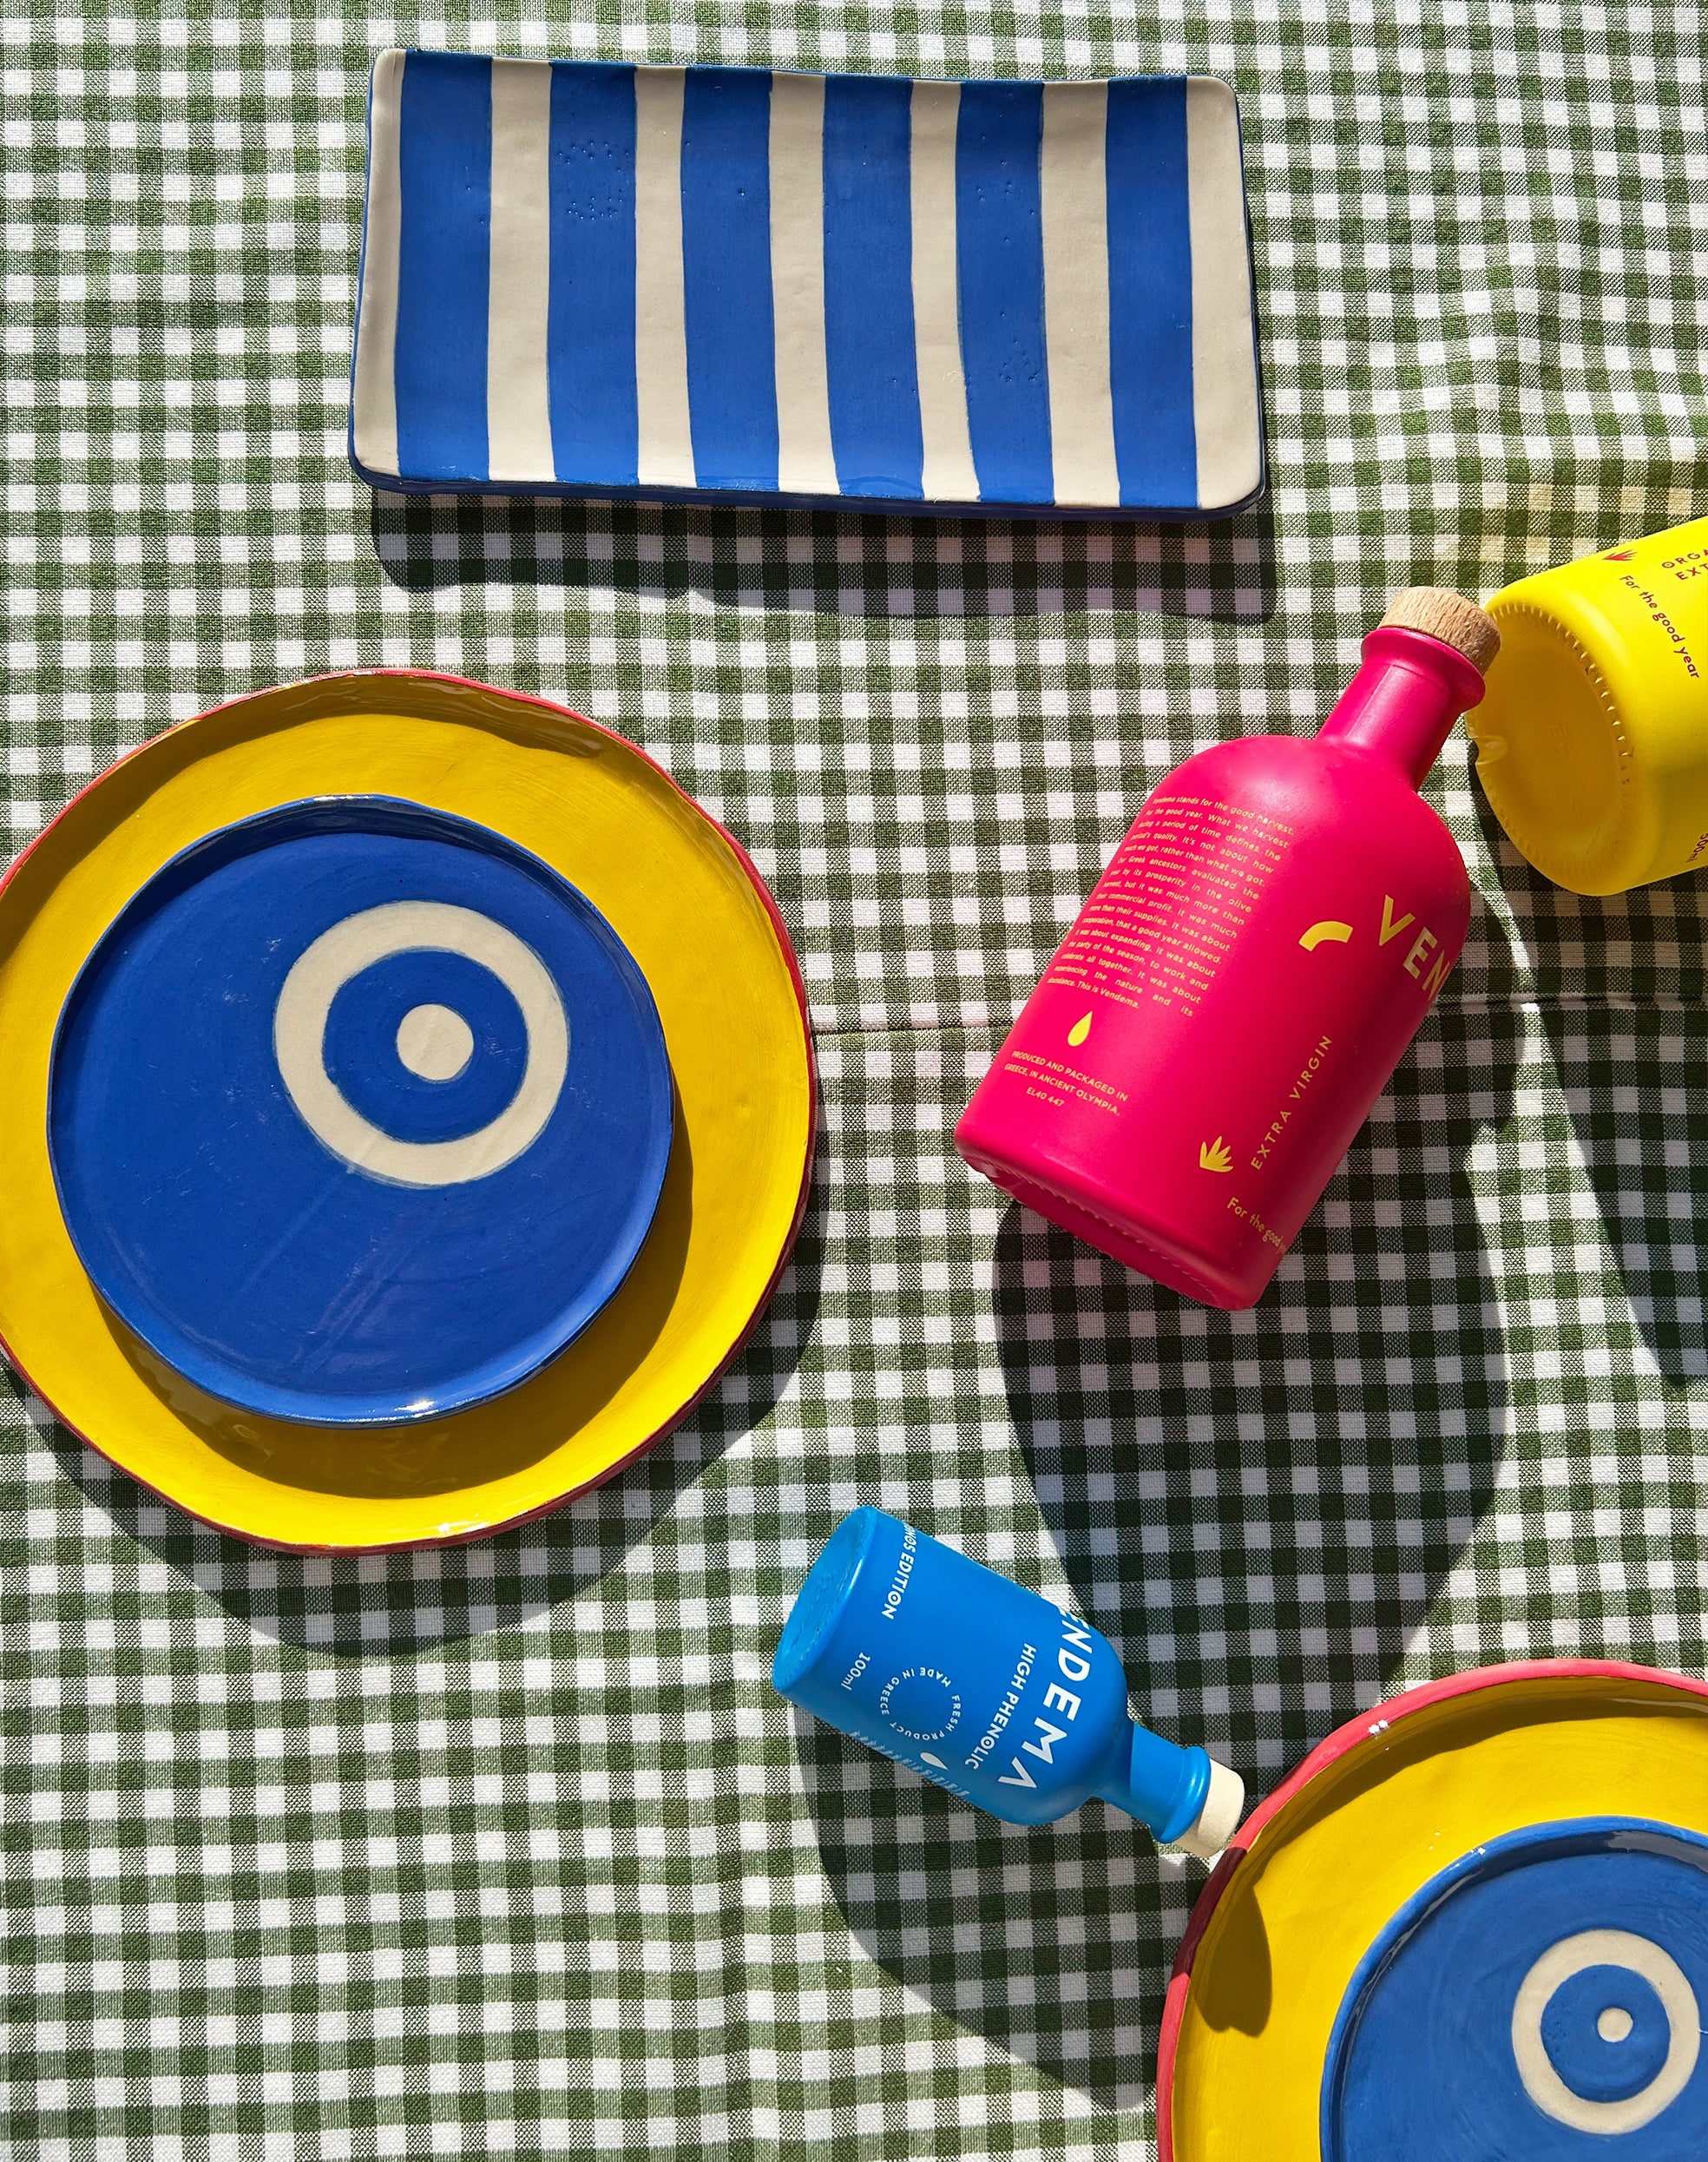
[956, 590, 1501, 1310]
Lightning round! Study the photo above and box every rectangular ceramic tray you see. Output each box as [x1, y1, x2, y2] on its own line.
[351, 51, 1265, 519]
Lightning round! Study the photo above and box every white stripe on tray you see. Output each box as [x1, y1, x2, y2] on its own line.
[1186, 76, 1262, 513]
[1040, 81, 1120, 508]
[351, 48, 404, 478]
[909, 80, 979, 504]
[633, 66, 697, 490]
[486, 57, 556, 483]
[769, 71, 839, 497]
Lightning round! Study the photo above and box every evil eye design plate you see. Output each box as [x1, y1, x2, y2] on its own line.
[1158, 1666, 1708, 2162]
[48, 797, 673, 1426]
[1323, 1819, 1708, 2161]
[0, 673, 813, 1551]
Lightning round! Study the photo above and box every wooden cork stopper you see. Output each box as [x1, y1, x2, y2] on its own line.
[1379, 588, 1501, 675]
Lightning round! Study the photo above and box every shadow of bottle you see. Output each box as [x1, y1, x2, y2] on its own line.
[1475, 783, 1708, 1384]
[995, 892, 1526, 1788]
[794, 897, 1524, 2110]
[791, 1698, 1191, 2115]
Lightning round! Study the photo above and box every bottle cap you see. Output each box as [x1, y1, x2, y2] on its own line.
[1317, 587, 1498, 787]
[1167, 1756, 1246, 1862]
[1471, 519, 1708, 894]
[1379, 588, 1501, 675]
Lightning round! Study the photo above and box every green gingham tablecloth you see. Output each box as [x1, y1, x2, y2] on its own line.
[3, 3, 1707, 2157]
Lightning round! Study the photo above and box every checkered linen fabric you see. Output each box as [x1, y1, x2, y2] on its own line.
[3, 3, 1707, 2157]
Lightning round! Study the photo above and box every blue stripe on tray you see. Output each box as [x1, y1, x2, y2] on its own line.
[823, 75, 923, 501]
[680, 67, 778, 492]
[547, 62, 640, 487]
[1106, 76, 1197, 509]
[954, 82, 1053, 506]
[395, 49, 493, 483]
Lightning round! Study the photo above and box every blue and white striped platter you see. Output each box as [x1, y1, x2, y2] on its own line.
[350, 51, 1264, 519]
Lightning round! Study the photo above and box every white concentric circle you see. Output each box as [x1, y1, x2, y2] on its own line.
[1510, 1928, 1700, 2135]
[273, 901, 568, 1187]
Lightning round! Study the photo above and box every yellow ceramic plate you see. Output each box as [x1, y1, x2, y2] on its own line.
[0, 672, 814, 1551]
[1160, 1661, 1708, 2161]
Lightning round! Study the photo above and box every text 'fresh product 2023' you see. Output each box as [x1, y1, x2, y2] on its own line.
[956, 589, 1501, 1309]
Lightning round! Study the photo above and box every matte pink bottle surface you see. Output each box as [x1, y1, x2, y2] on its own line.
[956, 612, 1494, 1310]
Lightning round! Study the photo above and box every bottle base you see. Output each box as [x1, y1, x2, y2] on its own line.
[965, 1153, 1271, 1311]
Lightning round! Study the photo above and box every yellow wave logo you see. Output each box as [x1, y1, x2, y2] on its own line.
[1068, 1012, 1093, 1047]
[1299, 920, 1354, 951]
[1199, 1137, 1233, 1173]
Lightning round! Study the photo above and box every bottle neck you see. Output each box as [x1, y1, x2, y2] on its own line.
[1094, 1720, 1211, 1845]
[1316, 624, 1488, 789]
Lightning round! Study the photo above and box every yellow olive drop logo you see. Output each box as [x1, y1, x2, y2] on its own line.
[1199, 1137, 1233, 1173]
[1068, 1012, 1093, 1047]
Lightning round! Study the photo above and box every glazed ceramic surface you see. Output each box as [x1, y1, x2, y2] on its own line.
[1159, 1663, 1708, 2162]
[351, 50, 1264, 517]
[49, 797, 673, 1427]
[0, 672, 814, 1549]
[1322, 1819, 1707, 2159]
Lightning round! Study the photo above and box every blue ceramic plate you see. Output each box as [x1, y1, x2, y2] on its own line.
[351, 50, 1264, 519]
[1322, 1818, 1708, 2161]
[48, 797, 673, 1427]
